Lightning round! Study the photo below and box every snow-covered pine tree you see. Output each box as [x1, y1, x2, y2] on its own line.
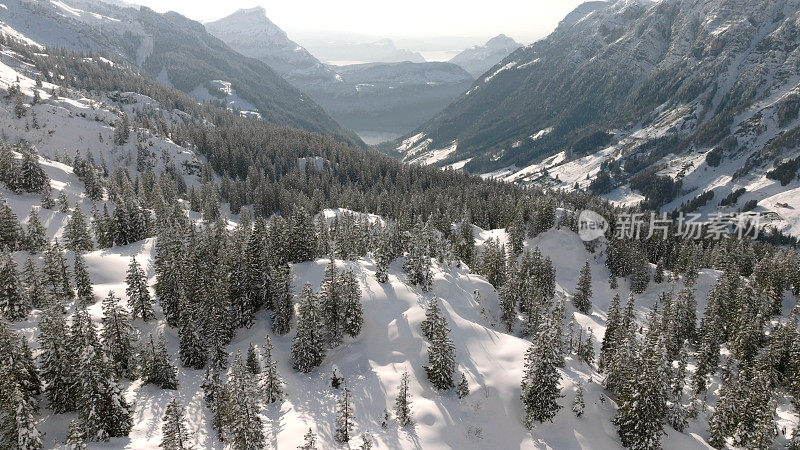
[478, 238, 506, 289]
[74, 252, 95, 306]
[359, 432, 373, 450]
[319, 260, 343, 346]
[18, 145, 48, 194]
[21, 256, 46, 309]
[288, 207, 317, 263]
[572, 383, 585, 418]
[421, 296, 446, 341]
[507, 213, 526, 257]
[298, 428, 317, 450]
[225, 353, 265, 449]
[202, 367, 227, 441]
[246, 343, 261, 375]
[39, 304, 78, 413]
[43, 240, 73, 302]
[580, 327, 596, 365]
[395, 371, 413, 426]
[140, 334, 178, 389]
[423, 312, 456, 390]
[292, 283, 325, 372]
[0, 251, 29, 321]
[100, 291, 138, 380]
[261, 334, 284, 404]
[572, 260, 592, 314]
[456, 372, 470, 399]
[24, 208, 46, 253]
[178, 295, 207, 369]
[599, 293, 622, 371]
[64, 207, 93, 253]
[0, 199, 21, 249]
[0, 376, 43, 450]
[154, 227, 183, 327]
[334, 383, 354, 443]
[374, 226, 393, 283]
[404, 220, 433, 291]
[160, 399, 191, 450]
[65, 419, 87, 449]
[126, 257, 154, 321]
[76, 320, 134, 441]
[271, 264, 294, 335]
[340, 269, 363, 338]
[520, 323, 563, 428]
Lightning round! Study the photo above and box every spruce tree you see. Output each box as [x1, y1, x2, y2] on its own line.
[261, 334, 284, 404]
[319, 260, 343, 346]
[178, 296, 207, 369]
[423, 312, 456, 390]
[0, 199, 20, 249]
[292, 284, 325, 372]
[334, 383, 354, 443]
[101, 291, 137, 380]
[456, 372, 470, 399]
[65, 419, 87, 449]
[140, 334, 178, 389]
[21, 257, 46, 309]
[126, 257, 154, 321]
[24, 208, 46, 253]
[421, 296, 446, 341]
[43, 240, 73, 302]
[572, 260, 592, 314]
[154, 229, 183, 327]
[246, 343, 261, 375]
[0, 378, 43, 450]
[395, 371, 413, 426]
[340, 269, 363, 338]
[160, 399, 191, 450]
[520, 323, 563, 428]
[74, 252, 95, 306]
[226, 353, 265, 449]
[0, 251, 28, 321]
[298, 428, 317, 450]
[572, 384, 585, 417]
[65, 207, 93, 253]
[39, 305, 78, 413]
[288, 207, 317, 263]
[271, 264, 293, 335]
[18, 145, 48, 193]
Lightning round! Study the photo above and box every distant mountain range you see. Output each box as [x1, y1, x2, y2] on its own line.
[387, 0, 800, 235]
[0, 0, 361, 145]
[449, 34, 522, 78]
[206, 7, 474, 143]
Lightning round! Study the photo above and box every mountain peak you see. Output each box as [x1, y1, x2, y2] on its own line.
[486, 34, 518, 47]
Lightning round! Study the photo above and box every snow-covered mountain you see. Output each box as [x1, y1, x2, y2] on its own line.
[204, 7, 341, 89]
[390, 0, 800, 235]
[206, 7, 473, 144]
[449, 34, 522, 78]
[0, 0, 361, 145]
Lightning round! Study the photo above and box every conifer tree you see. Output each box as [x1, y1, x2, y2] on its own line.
[101, 291, 137, 380]
[21, 256, 46, 309]
[65, 207, 93, 253]
[572, 260, 592, 314]
[226, 353, 265, 449]
[202, 367, 226, 441]
[374, 227, 393, 283]
[334, 383, 354, 443]
[319, 260, 343, 346]
[178, 296, 207, 369]
[423, 311, 456, 390]
[421, 296, 446, 341]
[520, 323, 563, 428]
[0, 252, 28, 321]
[340, 269, 363, 338]
[572, 384, 585, 417]
[140, 334, 178, 389]
[456, 372, 470, 399]
[271, 264, 293, 335]
[0, 199, 20, 249]
[395, 371, 413, 426]
[75, 316, 134, 441]
[43, 240, 73, 302]
[0, 377, 43, 450]
[39, 305, 78, 413]
[246, 343, 261, 375]
[292, 284, 325, 372]
[18, 145, 48, 194]
[261, 334, 284, 404]
[404, 221, 433, 291]
[65, 419, 87, 449]
[154, 229, 183, 327]
[40, 181, 55, 210]
[599, 294, 622, 371]
[24, 208, 46, 253]
[74, 252, 95, 306]
[298, 428, 317, 450]
[126, 257, 154, 321]
[160, 399, 191, 450]
[288, 207, 317, 263]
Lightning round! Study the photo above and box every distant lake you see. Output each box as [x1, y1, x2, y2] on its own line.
[357, 131, 403, 145]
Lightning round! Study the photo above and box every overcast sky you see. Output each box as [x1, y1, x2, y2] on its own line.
[134, 0, 591, 44]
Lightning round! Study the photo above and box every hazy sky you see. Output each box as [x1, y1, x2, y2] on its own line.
[134, 0, 591, 44]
